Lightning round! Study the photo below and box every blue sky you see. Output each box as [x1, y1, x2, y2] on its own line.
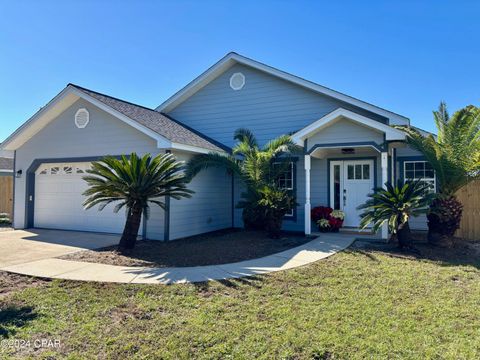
[1, 1, 479, 142]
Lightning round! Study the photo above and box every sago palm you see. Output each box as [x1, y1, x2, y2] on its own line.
[358, 180, 433, 248]
[83, 153, 193, 250]
[186, 128, 299, 234]
[399, 103, 480, 244]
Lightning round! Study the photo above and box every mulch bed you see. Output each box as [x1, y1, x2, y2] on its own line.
[58, 229, 313, 268]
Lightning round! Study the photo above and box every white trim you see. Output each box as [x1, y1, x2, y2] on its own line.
[329, 159, 374, 228]
[229, 72, 245, 90]
[273, 161, 294, 217]
[68, 87, 172, 149]
[170, 142, 218, 154]
[74, 108, 90, 128]
[1, 87, 76, 150]
[403, 160, 436, 192]
[304, 154, 311, 235]
[291, 108, 406, 146]
[2, 86, 219, 154]
[156, 52, 409, 125]
[381, 152, 389, 239]
[0, 169, 13, 173]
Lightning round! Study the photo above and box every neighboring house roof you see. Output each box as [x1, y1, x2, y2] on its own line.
[0, 157, 13, 172]
[156, 52, 410, 125]
[70, 84, 229, 152]
[1, 84, 228, 153]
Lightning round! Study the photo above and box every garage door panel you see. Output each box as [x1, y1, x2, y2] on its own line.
[34, 162, 126, 234]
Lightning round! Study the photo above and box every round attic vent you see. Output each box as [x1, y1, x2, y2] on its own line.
[230, 72, 245, 90]
[75, 108, 90, 128]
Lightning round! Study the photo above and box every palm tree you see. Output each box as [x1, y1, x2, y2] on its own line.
[399, 103, 480, 245]
[358, 180, 434, 248]
[83, 153, 193, 251]
[186, 128, 299, 236]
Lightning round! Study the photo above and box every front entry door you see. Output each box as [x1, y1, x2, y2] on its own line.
[330, 159, 374, 227]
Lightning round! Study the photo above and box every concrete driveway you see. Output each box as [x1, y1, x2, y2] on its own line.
[0, 229, 119, 268]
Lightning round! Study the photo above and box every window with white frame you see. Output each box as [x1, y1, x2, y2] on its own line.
[273, 161, 294, 216]
[403, 161, 435, 193]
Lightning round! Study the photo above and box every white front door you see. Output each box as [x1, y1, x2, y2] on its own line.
[329, 159, 374, 227]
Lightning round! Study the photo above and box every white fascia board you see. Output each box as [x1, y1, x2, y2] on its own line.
[156, 52, 409, 125]
[0, 169, 13, 173]
[69, 87, 172, 148]
[1, 87, 77, 150]
[3, 86, 173, 151]
[171, 142, 224, 154]
[291, 108, 406, 146]
[156, 53, 236, 113]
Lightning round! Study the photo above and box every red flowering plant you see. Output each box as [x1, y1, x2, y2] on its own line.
[311, 206, 333, 222]
[311, 206, 344, 232]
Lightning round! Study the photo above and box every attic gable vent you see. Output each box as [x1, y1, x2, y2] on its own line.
[230, 72, 245, 90]
[75, 108, 90, 128]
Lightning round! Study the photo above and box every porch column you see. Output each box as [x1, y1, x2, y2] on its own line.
[304, 154, 311, 235]
[381, 152, 389, 239]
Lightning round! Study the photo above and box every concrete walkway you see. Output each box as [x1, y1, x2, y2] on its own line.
[0, 230, 354, 284]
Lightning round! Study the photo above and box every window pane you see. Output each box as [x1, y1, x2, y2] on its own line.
[425, 162, 433, 171]
[415, 162, 424, 171]
[347, 165, 354, 179]
[355, 164, 362, 179]
[405, 170, 415, 179]
[414, 169, 424, 179]
[274, 162, 293, 190]
[363, 164, 370, 179]
[333, 165, 340, 210]
[425, 169, 434, 179]
[405, 162, 414, 171]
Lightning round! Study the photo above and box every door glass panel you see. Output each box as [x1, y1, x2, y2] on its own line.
[355, 164, 362, 179]
[347, 165, 354, 179]
[333, 165, 341, 210]
[363, 164, 370, 179]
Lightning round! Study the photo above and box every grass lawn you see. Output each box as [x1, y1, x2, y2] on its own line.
[1, 241, 480, 359]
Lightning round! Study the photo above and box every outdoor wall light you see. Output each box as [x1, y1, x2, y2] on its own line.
[16, 169, 22, 178]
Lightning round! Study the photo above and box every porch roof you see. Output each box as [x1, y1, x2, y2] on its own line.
[291, 108, 406, 147]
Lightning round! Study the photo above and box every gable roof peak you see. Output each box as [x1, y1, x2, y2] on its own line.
[156, 52, 409, 125]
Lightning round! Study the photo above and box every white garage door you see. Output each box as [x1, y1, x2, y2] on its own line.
[34, 162, 126, 233]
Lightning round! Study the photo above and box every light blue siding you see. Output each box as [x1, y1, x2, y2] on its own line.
[307, 118, 384, 147]
[14, 98, 161, 231]
[14, 98, 234, 240]
[169, 63, 394, 232]
[168, 63, 388, 149]
[169, 151, 232, 240]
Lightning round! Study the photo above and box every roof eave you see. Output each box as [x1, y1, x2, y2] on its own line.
[156, 52, 410, 125]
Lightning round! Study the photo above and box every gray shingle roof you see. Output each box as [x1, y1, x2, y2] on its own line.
[0, 157, 13, 171]
[70, 84, 228, 152]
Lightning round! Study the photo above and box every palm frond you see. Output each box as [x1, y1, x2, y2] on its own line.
[233, 128, 258, 149]
[83, 152, 193, 214]
[185, 153, 242, 180]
